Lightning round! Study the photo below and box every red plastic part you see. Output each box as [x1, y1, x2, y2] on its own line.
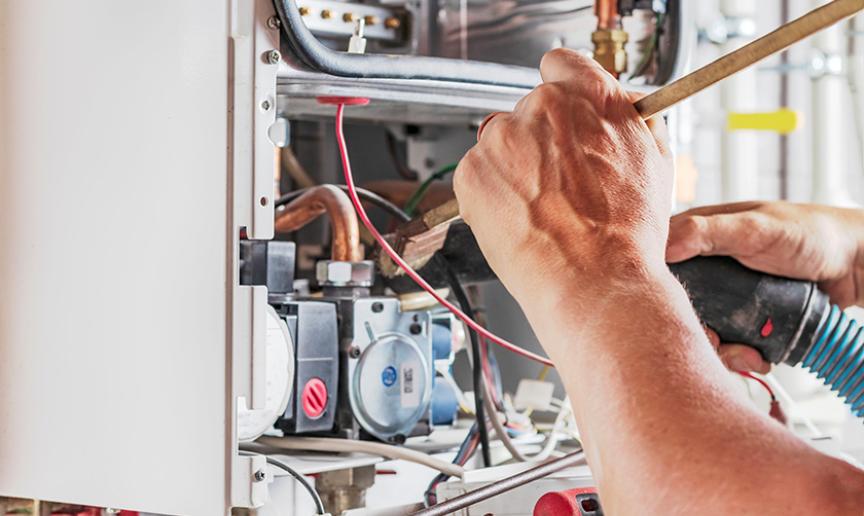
[302, 377, 328, 419]
[316, 96, 370, 106]
[760, 317, 774, 338]
[534, 487, 600, 516]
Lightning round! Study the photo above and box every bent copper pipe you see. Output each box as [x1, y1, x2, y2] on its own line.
[274, 185, 363, 262]
[595, 0, 619, 30]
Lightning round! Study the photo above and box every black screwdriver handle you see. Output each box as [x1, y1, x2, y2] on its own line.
[669, 257, 829, 365]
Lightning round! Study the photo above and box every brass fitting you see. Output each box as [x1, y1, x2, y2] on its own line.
[592, 29, 629, 77]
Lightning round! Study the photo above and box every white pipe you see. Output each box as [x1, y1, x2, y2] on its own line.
[720, 0, 760, 201]
[811, 0, 853, 205]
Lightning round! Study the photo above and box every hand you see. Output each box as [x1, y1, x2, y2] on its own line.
[670, 201, 864, 372]
[453, 49, 674, 301]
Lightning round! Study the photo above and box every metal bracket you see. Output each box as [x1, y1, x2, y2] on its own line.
[231, 453, 270, 508]
[231, 0, 280, 240]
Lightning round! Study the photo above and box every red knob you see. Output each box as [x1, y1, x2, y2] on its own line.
[302, 378, 328, 419]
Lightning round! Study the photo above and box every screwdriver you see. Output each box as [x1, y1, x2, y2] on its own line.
[388, 0, 864, 260]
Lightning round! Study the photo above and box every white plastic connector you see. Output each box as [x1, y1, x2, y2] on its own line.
[513, 379, 555, 412]
[348, 19, 367, 54]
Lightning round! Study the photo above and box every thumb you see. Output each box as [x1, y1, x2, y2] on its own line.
[667, 213, 760, 263]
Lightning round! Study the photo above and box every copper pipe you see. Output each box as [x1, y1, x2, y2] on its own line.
[274, 185, 363, 262]
[595, 0, 619, 30]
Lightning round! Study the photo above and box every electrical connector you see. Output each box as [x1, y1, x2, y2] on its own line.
[348, 19, 367, 54]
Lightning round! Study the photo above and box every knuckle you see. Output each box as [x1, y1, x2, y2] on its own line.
[540, 47, 574, 69]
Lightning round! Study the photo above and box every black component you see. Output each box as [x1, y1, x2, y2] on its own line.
[272, 0, 540, 89]
[618, 0, 666, 16]
[577, 494, 603, 515]
[277, 300, 340, 434]
[669, 256, 829, 365]
[385, 221, 496, 293]
[240, 240, 296, 295]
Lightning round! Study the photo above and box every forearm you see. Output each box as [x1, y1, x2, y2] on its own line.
[519, 265, 864, 515]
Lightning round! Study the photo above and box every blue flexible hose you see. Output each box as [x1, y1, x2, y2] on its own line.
[801, 305, 864, 417]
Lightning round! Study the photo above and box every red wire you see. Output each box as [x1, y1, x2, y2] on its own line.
[333, 103, 554, 367]
[736, 370, 776, 400]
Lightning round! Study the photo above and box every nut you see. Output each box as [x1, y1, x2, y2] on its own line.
[316, 260, 375, 287]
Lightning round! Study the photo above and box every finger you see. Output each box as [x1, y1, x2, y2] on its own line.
[666, 212, 762, 263]
[703, 326, 721, 352]
[477, 112, 507, 141]
[671, 202, 764, 220]
[644, 113, 671, 157]
[720, 345, 771, 374]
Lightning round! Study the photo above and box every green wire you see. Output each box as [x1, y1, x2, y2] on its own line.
[404, 163, 458, 216]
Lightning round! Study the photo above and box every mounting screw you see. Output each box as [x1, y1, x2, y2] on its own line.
[371, 302, 384, 313]
[253, 469, 266, 482]
[384, 16, 401, 29]
[349, 346, 361, 359]
[267, 15, 281, 29]
[409, 323, 423, 335]
[265, 49, 281, 65]
[261, 99, 272, 111]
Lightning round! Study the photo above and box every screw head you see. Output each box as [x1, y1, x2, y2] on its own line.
[265, 49, 281, 65]
[384, 16, 401, 29]
[409, 323, 423, 335]
[254, 469, 266, 482]
[371, 302, 384, 313]
[261, 99, 272, 111]
[267, 15, 281, 29]
[349, 346, 361, 359]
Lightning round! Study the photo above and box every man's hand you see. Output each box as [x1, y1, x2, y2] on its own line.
[454, 49, 674, 303]
[669, 201, 864, 372]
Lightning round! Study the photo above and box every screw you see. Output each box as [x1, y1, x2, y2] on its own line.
[410, 323, 422, 335]
[390, 433, 407, 444]
[298, 6, 311, 16]
[265, 49, 281, 65]
[320, 9, 333, 19]
[261, 99, 272, 111]
[349, 346, 361, 358]
[372, 302, 384, 313]
[254, 469, 266, 482]
[267, 15, 281, 29]
[364, 15, 379, 26]
[342, 12, 358, 22]
[384, 16, 401, 29]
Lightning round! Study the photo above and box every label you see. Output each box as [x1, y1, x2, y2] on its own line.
[381, 366, 398, 387]
[400, 361, 420, 408]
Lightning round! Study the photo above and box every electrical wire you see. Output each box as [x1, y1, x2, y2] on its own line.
[404, 163, 458, 216]
[253, 436, 466, 478]
[736, 370, 775, 400]
[265, 456, 326, 514]
[239, 451, 325, 514]
[441, 258, 492, 467]
[424, 423, 481, 506]
[386, 132, 419, 181]
[276, 185, 411, 224]
[333, 102, 554, 367]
